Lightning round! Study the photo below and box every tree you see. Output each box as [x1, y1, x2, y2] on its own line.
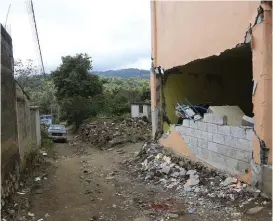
[52, 53, 103, 128]
[14, 59, 60, 120]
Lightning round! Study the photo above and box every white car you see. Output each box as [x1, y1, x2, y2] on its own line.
[48, 124, 67, 142]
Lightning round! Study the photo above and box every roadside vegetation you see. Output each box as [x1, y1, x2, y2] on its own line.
[15, 54, 150, 128]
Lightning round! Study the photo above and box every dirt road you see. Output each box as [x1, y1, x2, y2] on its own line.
[27, 142, 200, 221]
[3, 140, 272, 221]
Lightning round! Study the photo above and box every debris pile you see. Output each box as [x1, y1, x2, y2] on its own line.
[129, 142, 265, 203]
[80, 117, 152, 149]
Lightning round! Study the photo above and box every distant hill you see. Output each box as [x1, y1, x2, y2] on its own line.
[93, 68, 150, 78]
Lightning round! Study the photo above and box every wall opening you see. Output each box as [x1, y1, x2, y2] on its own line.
[163, 44, 253, 130]
[139, 105, 144, 114]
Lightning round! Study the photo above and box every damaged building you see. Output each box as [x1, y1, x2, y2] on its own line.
[150, 1, 272, 196]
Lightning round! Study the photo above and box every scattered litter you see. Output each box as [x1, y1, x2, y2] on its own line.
[35, 177, 41, 182]
[188, 207, 197, 214]
[27, 212, 35, 217]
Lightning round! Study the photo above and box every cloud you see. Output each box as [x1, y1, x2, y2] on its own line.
[0, 0, 151, 72]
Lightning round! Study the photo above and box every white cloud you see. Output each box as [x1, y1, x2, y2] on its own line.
[1, 0, 151, 72]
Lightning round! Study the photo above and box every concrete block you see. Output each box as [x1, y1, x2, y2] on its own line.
[188, 145, 199, 155]
[212, 134, 225, 145]
[202, 131, 210, 141]
[189, 136, 198, 146]
[238, 139, 252, 150]
[224, 136, 239, 148]
[246, 129, 254, 141]
[190, 121, 198, 129]
[197, 121, 208, 131]
[188, 128, 194, 136]
[183, 135, 190, 143]
[217, 125, 231, 136]
[195, 130, 202, 139]
[230, 126, 246, 139]
[207, 133, 213, 141]
[183, 119, 190, 127]
[242, 115, 255, 127]
[208, 142, 218, 152]
[203, 113, 227, 125]
[207, 123, 218, 133]
[196, 147, 209, 160]
[236, 161, 249, 173]
[197, 139, 208, 149]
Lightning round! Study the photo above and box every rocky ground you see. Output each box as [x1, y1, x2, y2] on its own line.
[1, 137, 272, 221]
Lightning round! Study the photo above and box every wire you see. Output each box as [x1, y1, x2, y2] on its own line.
[4, 4, 11, 29]
[26, 0, 46, 76]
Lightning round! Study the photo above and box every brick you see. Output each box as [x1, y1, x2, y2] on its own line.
[195, 130, 202, 139]
[197, 121, 208, 131]
[188, 145, 198, 155]
[203, 113, 227, 125]
[246, 129, 254, 141]
[207, 123, 218, 133]
[182, 119, 190, 127]
[213, 134, 225, 145]
[238, 139, 252, 150]
[230, 126, 246, 139]
[190, 121, 198, 129]
[242, 115, 254, 127]
[207, 132, 213, 141]
[188, 136, 198, 146]
[196, 147, 209, 160]
[236, 161, 249, 173]
[217, 125, 231, 136]
[224, 136, 239, 148]
[197, 139, 208, 149]
[183, 135, 190, 143]
[202, 113, 213, 123]
[208, 142, 218, 152]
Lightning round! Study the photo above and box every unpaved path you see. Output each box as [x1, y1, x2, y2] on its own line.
[4, 140, 271, 221]
[28, 142, 200, 221]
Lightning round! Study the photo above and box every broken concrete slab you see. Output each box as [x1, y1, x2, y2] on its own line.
[161, 166, 171, 174]
[242, 115, 255, 127]
[208, 106, 244, 126]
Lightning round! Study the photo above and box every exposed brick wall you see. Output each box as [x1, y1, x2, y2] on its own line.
[176, 113, 254, 174]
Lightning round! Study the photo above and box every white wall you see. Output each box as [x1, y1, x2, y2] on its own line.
[131, 105, 139, 118]
[131, 104, 151, 120]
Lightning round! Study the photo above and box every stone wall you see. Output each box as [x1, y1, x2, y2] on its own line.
[175, 113, 253, 175]
[1, 24, 20, 205]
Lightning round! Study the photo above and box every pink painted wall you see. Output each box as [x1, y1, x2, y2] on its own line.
[153, 1, 260, 70]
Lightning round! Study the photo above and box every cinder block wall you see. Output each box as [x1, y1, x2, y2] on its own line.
[1, 24, 20, 205]
[176, 113, 253, 174]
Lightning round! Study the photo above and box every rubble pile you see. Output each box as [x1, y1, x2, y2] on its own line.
[129, 142, 264, 203]
[80, 117, 152, 149]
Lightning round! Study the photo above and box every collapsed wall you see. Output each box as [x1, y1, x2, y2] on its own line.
[175, 113, 253, 175]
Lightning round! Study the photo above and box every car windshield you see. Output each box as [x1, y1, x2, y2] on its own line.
[49, 125, 65, 130]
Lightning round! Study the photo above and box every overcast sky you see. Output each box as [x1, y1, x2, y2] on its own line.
[1, 0, 151, 72]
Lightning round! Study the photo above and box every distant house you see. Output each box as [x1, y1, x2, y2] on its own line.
[131, 102, 151, 120]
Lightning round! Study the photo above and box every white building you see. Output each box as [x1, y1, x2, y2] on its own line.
[131, 103, 151, 121]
